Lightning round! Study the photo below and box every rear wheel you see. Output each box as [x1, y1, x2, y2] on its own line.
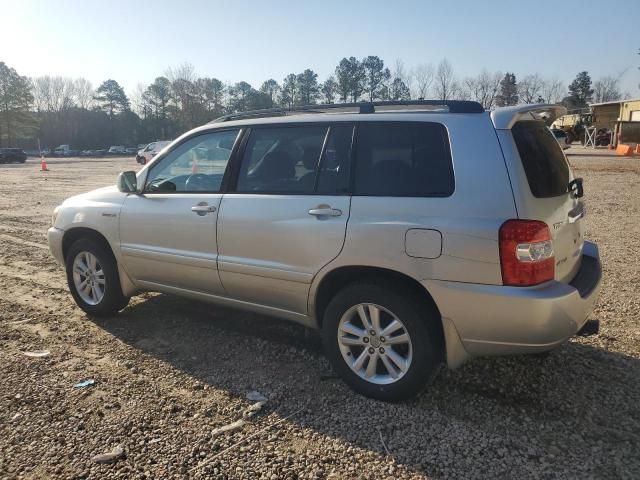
[322, 281, 441, 401]
[65, 238, 129, 316]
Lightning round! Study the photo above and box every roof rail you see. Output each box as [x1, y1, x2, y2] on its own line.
[210, 100, 484, 123]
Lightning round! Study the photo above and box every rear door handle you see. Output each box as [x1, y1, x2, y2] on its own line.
[191, 203, 216, 216]
[308, 207, 342, 217]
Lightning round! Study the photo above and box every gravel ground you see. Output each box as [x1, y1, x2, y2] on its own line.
[0, 148, 639, 479]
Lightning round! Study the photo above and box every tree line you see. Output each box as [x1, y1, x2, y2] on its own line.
[0, 57, 629, 149]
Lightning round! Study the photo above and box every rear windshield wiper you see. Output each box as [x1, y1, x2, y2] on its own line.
[568, 178, 583, 198]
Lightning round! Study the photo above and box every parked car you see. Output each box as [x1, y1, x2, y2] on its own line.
[48, 101, 602, 401]
[54, 144, 81, 156]
[551, 128, 571, 150]
[136, 140, 170, 165]
[108, 146, 126, 155]
[125, 147, 138, 155]
[0, 148, 27, 163]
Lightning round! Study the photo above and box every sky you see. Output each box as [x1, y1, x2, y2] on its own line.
[1, 0, 639, 99]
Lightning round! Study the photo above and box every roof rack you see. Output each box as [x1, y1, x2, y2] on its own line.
[211, 100, 484, 123]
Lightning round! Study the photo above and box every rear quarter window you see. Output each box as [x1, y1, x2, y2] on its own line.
[512, 121, 570, 198]
[354, 122, 454, 197]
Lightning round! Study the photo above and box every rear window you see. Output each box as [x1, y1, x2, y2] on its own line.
[354, 122, 454, 197]
[512, 122, 570, 198]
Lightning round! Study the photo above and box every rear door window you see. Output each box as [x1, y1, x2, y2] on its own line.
[236, 126, 328, 194]
[512, 122, 570, 198]
[353, 122, 454, 197]
[316, 124, 353, 194]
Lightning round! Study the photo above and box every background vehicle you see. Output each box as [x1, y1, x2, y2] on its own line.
[552, 111, 593, 144]
[48, 101, 602, 401]
[551, 128, 571, 150]
[108, 145, 126, 155]
[54, 144, 80, 156]
[0, 148, 27, 163]
[137, 140, 170, 164]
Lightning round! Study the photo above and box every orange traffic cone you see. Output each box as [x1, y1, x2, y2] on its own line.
[40, 156, 49, 171]
[191, 158, 198, 174]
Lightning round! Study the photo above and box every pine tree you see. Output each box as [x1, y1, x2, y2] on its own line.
[496, 73, 518, 106]
[94, 79, 130, 119]
[0, 62, 34, 146]
[296, 69, 319, 105]
[362, 56, 391, 101]
[564, 71, 594, 109]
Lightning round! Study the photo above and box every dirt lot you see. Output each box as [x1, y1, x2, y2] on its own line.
[0, 148, 639, 479]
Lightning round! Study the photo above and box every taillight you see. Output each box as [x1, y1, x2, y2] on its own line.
[499, 220, 554, 286]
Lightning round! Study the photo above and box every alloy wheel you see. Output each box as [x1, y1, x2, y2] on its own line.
[72, 251, 105, 305]
[337, 303, 413, 385]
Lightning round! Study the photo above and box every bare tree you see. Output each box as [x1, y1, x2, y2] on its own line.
[165, 62, 196, 84]
[412, 63, 434, 99]
[393, 58, 412, 98]
[166, 63, 198, 127]
[518, 74, 545, 104]
[34, 76, 75, 112]
[73, 78, 94, 109]
[593, 76, 622, 103]
[32, 76, 71, 112]
[130, 83, 149, 117]
[462, 70, 502, 109]
[32, 76, 52, 113]
[540, 77, 564, 104]
[434, 59, 456, 101]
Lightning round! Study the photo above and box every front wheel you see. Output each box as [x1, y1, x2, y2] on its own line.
[322, 282, 442, 401]
[65, 238, 129, 316]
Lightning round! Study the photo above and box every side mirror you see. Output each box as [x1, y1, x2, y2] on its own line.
[117, 171, 138, 193]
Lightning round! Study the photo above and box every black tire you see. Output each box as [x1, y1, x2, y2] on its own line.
[322, 281, 442, 401]
[65, 238, 129, 316]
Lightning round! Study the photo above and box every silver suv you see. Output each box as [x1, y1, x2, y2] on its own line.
[48, 101, 602, 401]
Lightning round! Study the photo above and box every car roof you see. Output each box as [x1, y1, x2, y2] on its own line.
[187, 111, 497, 139]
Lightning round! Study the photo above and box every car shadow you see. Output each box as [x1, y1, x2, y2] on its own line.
[89, 293, 640, 478]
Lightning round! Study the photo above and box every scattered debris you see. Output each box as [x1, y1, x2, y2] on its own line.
[211, 401, 266, 437]
[73, 379, 96, 389]
[212, 418, 246, 437]
[91, 445, 125, 464]
[10, 319, 33, 325]
[377, 427, 391, 456]
[246, 390, 268, 402]
[243, 401, 266, 419]
[21, 350, 50, 358]
[11, 413, 22, 422]
[192, 408, 303, 473]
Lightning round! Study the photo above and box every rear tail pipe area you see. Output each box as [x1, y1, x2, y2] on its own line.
[577, 319, 599, 337]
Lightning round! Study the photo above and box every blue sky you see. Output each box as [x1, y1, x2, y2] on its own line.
[2, 0, 639, 98]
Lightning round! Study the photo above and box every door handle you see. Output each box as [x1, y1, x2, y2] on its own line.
[308, 206, 342, 217]
[191, 203, 216, 216]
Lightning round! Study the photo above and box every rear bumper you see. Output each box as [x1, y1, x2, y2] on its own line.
[425, 241, 602, 365]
